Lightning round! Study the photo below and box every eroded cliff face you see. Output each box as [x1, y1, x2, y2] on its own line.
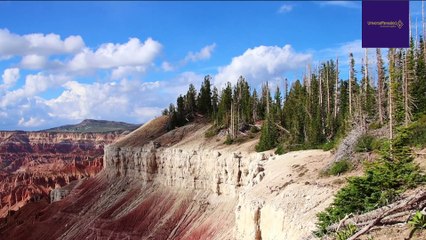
[102, 121, 339, 240]
[0, 118, 342, 240]
[0, 131, 121, 217]
[104, 144, 265, 197]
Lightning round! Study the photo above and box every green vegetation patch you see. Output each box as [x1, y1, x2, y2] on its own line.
[315, 129, 426, 237]
[327, 160, 351, 176]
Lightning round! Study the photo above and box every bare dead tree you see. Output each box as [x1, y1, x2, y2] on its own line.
[389, 48, 394, 141]
[349, 67, 352, 117]
[326, 63, 331, 116]
[376, 48, 385, 125]
[334, 57, 339, 119]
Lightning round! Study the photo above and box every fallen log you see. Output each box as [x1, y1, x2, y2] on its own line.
[326, 188, 426, 239]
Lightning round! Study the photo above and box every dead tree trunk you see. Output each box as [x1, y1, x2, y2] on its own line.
[389, 49, 394, 141]
[349, 67, 353, 117]
[334, 57, 339, 119]
[376, 48, 385, 125]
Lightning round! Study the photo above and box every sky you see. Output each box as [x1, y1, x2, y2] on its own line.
[0, 1, 422, 130]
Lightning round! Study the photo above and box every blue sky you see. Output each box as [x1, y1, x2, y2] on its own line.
[0, 1, 421, 130]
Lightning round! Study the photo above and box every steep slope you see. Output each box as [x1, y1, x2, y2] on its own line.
[0, 116, 346, 240]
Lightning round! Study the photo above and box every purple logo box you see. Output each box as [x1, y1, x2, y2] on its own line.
[362, 0, 409, 48]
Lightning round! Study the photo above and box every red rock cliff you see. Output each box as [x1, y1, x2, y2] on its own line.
[0, 131, 121, 217]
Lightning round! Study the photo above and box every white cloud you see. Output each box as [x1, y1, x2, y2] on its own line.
[0, 73, 71, 107]
[0, 29, 85, 59]
[278, 4, 293, 13]
[184, 43, 216, 63]
[18, 116, 45, 127]
[111, 66, 148, 80]
[67, 37, 162, 73]
[317, 1, 360, 9]
[158, 44, 216, 72]
[20, 54, 47, 69]
[43, 79, 165, 122]
[0, 69, 204, 130]
[132, 106, 163, 120]
[2, 68, 20, 88]
[214, 45, 312, 87]
[161, 61, 174, 72]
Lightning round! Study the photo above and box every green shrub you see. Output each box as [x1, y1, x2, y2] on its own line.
[369, 121, 382, 130]
[322, 140, 336, 151]
[371, 138, 386, 152]
[224, 135, 234, 145]
[205, 126, 220, 138]
[355, 134, 375, 152]
[335, 224, 357, 240]
[407, 114, 426, 148]
[275, 144, 285, 155]
[315, 129, 426, 237]
[409, 211, 426, 229]
[328, 160, 351, 176]
[250, 126, 260, 133]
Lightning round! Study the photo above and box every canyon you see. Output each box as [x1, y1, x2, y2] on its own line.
[0, 116, 349, 239]
[0, 120, 138, 218]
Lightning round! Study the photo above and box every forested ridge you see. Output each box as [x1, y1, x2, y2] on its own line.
[161, 36, 426, 239]
[163, 37, 426, 152]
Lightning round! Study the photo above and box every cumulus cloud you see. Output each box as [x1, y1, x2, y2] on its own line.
[278, 4, 293, 13]
[2, 68, 20, 88]
[0, 73, 71, 107]
[42, 74, 192, 123]
[111, 66, 149, 80]
[20, 54, 48, 69]
[18, 116, 45, 127]
[183, 43, 216, 63]
[67, 37, 162, 74]
[214, 45, 311, 87]
[0, 29, 85, 59]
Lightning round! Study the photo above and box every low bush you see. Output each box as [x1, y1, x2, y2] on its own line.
[328, 160, 351, 176]
[371, 138, 386, 152]
[275, 144, 285, 155]
[409, 211, 426, 230]
[335, 224, 357, 240]
[250, 126, 260, 133]
[407, 114, 426, 148]
[224, 135, 233, 145]
[355, 134, 375, 152]
[205, 126, 220, 138]
[322, 140, 337, 151]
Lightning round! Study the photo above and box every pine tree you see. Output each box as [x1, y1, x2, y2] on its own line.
[217, 82, 233, 127]
[186, 84, 197, 118]
[414, 37, 426, 116]
[273, 85, 282, 123]
[404, 37, 416, 125]
[197, 75, 213, 116]
[256, 114, 278, 152]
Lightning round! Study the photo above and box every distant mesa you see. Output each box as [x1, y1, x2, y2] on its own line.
[42, 119, 141, 133]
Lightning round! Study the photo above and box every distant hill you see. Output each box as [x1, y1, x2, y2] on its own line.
[43, 119, 141, 133]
